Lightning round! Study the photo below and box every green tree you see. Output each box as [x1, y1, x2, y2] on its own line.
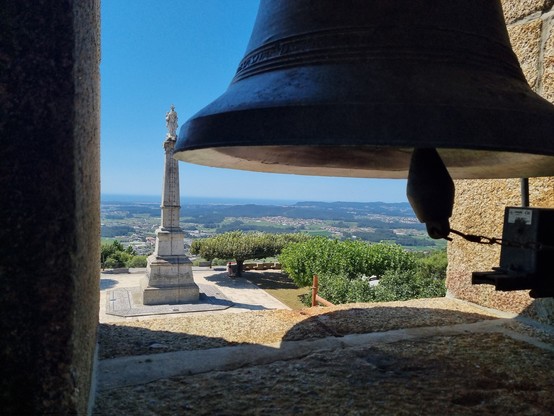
[190, 231, 308, 276]
[101, 241, 123, 268]
[100, 240, 142, 269]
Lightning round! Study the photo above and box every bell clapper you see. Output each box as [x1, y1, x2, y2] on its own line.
[406, 148, 455, 240]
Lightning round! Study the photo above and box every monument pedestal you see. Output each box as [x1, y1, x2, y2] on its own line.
[141, 226, 200, 305]
[141, 255, 199, 305]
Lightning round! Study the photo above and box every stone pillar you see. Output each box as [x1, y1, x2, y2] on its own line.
[448, 0, 554, 324]
[142, 106, 199, 304]
[0, 1, 100, 414]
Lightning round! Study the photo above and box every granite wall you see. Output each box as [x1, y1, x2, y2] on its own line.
[448, 0, 554, 324]
[0, 1, 100, 414]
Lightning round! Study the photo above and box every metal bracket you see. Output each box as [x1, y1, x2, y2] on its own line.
[470, 207, 554, 298]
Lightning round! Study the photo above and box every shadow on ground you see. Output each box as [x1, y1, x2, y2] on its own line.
[94, 304, 554, 415]
[200, 271, 308, 310]
[97, 306, 495, 358]
[98, 324, 233, 359]
[201, 272, 240, 288]
[100, 278, 118, 290]
[242, 271, 299, 290]
[201, 270, 295, 290]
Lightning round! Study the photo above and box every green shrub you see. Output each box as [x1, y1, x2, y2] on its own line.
[279, 237, 416, 287]
[211, 258, 231, 266]
[316, 273, 351, 304]
[315, 273, 376, 305]
[372, 268, 446, 301]
[416, 249, 447, 280]
[313, 268, 446, 305]
[282, 238, 447, 305]
[103, 258, 122, 269]
[305, 247, 447, 305]
[127, 255, 147, 268]
[371, 270, 422, 301]
[347, 277, 376, 302]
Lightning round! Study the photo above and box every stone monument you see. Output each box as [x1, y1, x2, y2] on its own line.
[141, 105, 199, 304]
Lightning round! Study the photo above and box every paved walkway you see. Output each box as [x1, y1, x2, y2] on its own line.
[99, 267, 290, 323]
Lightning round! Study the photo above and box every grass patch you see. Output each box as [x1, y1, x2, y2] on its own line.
[242, 271, 310, 310]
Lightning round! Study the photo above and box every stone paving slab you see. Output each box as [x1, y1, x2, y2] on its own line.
[97, 318, 526, 391]
[95, 323, 554, 416]
[106, 284, 233, 317]
[100, 268, 290, 322]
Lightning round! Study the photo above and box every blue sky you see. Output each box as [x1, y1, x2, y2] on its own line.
[101, 0, 408, 203]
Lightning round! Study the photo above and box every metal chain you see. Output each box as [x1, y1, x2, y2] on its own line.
[449, 229, 500, 245]
[448, 228, 554, 251]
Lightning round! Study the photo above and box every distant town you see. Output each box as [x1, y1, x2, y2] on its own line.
[101, 196, 445, 255]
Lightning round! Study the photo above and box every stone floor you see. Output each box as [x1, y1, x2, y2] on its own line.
[99, 267, 290, 323]
[94, 294, 554, 415]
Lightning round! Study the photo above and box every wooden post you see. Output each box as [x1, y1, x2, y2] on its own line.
[311, 274, 335, 307]
[311, 274, 318, 307]
[316, 295, 335, 307]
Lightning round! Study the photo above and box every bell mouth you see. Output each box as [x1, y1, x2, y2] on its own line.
[174, 146, 554, 180]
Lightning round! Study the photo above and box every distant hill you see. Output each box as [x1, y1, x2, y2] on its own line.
[101, 199, 419, 226]
[293, 201, 414, 216]
[100, 198, 443, 250]
[177, 201, 414, 221]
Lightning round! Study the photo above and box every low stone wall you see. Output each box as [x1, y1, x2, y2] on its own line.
[103, 268, 130, 274]
[243, 262, 281, 271]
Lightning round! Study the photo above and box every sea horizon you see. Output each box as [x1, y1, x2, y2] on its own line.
[101, 193, 300, 206]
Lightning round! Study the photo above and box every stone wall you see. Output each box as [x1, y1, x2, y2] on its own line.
[448, 0, 554, 324]
[0, 1, 100, 414]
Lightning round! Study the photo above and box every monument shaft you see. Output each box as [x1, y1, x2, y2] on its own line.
[142, 105, 199, 305]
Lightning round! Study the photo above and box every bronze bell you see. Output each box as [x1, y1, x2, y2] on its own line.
[174, 0, 554, 239]
[174, 0, 554, 179]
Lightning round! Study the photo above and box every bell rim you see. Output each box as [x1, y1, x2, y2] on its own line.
[173, 145, 554, 180]
[176, 98, 554, 155]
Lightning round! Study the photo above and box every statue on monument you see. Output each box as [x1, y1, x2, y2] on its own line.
[165, 104, 178, 139]
[141, 104, 199, 305]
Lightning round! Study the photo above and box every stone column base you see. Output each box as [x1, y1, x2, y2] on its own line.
[141, 254, 200, 305]
[142, 282, 200, 305]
